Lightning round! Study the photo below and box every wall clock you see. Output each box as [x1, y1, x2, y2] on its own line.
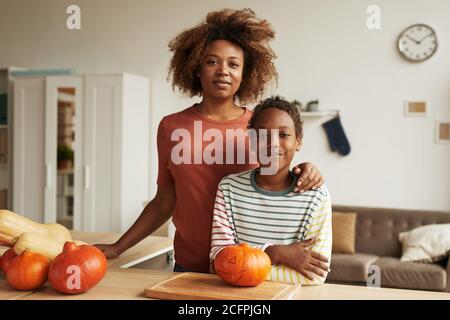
[397, 24, 438, 62]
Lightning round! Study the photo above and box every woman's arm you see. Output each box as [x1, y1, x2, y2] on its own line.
[292, 162, 325, 193]
[95, 184, 176, 258]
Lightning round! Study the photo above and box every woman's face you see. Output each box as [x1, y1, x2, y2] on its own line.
[198, 39, 244, 101]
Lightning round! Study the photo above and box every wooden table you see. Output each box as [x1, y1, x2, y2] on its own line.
[0, 230, 174, 300]
[1, 231, 450, 300]
[18, 268, 172, 300]
[0, 230, 174, 269]
[294, 282, 450, 300]
[15, 268, 450, 300]
[69, 230, 173, 268]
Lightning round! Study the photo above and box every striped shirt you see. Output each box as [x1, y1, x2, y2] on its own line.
[210, 168, 332, 285]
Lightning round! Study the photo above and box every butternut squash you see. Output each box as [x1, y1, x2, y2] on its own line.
[12, 232, 86, 261]
[0, 210, 72, 242]
[0, 232, 14, 246]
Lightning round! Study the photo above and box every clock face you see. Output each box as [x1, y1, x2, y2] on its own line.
[397, 24, 438, 62]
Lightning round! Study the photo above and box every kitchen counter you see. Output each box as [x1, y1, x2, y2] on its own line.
[17, 268, 172, 300]
[0, 230, 174, 269]
[1, 231, 450, 300]
[3, 267, 449, 300]
[0, 230, 174, 299]
[69, 230, 173, 268]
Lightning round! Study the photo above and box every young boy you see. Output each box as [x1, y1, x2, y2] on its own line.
[209, 96, 332, 285]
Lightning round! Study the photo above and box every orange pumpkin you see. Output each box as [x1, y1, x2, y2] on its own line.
[214, 243, 271, 287]
[48, 242, 107, 294]
[6, 251, 50, 290]
[0, 248, 17, 275]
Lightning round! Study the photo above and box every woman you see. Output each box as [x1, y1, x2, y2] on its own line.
[95, 9, 324, 273]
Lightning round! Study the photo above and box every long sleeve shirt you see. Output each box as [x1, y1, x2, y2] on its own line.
[210, 169, 333, 285]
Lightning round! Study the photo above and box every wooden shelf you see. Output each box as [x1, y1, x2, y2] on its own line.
[301, 110, 339, 118]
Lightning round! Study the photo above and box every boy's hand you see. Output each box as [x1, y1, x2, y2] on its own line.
[94, 243, 121, 259]
[292, 162, 324, 193]
[265, 239, 329, 281]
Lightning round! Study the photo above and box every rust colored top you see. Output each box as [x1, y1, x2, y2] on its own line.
[157, 105, 256, 272]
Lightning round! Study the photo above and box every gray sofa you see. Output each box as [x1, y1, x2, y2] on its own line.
[327, 205, 450, 292]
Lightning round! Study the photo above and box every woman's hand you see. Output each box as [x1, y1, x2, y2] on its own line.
[292, 162, 324, 193]
[94, 243, 122, 259]
[265, 239, 329, 281]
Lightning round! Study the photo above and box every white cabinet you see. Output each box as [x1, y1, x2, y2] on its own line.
[57, 169, 74, 228]
[13, 73, 150, 233]
[0, 67, 25, 210]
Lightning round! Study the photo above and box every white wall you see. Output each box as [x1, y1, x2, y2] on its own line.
[0, 0, 449, 211]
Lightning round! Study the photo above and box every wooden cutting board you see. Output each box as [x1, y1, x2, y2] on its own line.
[145, 272, 301, 300]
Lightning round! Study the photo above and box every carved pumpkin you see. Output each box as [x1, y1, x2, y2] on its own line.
[48, 242, 107, 294]
[214, 243, 271, 287]
[6, 250, 50, 290]
[0, 248, 17, 275]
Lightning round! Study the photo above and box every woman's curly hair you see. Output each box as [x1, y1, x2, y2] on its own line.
[168, 8, 278, 105]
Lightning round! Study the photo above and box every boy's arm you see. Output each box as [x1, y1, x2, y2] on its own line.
[210, 186, 238, 263]
[267, 190, 333, 285]
[301, 191, 333, 284]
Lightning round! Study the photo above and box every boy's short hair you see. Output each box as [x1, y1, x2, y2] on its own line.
[248, 96, 303, 139]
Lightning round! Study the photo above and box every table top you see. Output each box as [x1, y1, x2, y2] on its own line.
[0, 230, 173, 269]
[69, 230, 173, 268]
[11, 268, 450, 300]
[1, 231, 450, 300]
[0, 230, 174, 299]
[294, 282, 450, 300]
[17, 268, 172, 300]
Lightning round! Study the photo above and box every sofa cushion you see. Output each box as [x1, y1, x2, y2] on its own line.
[373, 257, 447, 291]
[399, 224, 450, 263]
[328, 253, 378, 282]
[332, 212, 357, 254]
[332, 206, 450, 257]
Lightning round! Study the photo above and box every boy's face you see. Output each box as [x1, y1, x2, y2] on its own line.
[253, 108, 302, 175]
[199, 39, 244, 101]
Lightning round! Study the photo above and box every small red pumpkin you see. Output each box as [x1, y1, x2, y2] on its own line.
[0, 248, 17, 275]
[6, 251, 50, 290]
[49, 242, 107, 294]
[214, 243, 271, 287]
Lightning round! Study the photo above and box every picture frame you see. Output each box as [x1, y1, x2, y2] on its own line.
[404, 101, 427, 117]
[435, 121, 450, 144]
